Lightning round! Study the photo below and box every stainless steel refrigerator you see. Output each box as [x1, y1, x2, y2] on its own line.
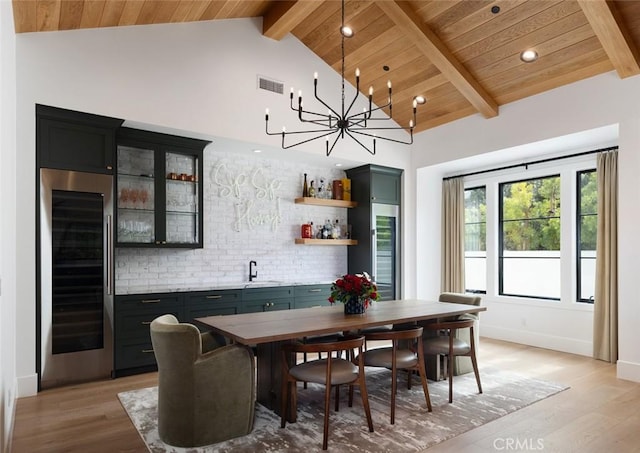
[39, 168, 114, 389]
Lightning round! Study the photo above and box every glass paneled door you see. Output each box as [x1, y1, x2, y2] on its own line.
[372, 203, 400, 301]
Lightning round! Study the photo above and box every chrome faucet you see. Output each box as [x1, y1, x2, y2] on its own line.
[249, 260, 257, 281]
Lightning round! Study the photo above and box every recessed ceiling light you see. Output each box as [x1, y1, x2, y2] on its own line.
[520, 49, 538, 63]
[253, 149, 262, 153]
[335, 163, 343, 167]
[414, 95, 426, 105]
[341, 26, 354, 38]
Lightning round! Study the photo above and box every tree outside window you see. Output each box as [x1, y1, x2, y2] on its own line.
[499, 175, 561, 299]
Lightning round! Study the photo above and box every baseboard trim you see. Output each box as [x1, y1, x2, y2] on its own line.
[481, 325, 592, 357]
[617, 360, 640, 383]
[16, 374, 37, 398]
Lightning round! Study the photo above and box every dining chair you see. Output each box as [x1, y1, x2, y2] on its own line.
[438, 292, 482, 376]
[423, 319, 482, 403]
[361, 326, 432, 424]
[281, 335, 374, 450]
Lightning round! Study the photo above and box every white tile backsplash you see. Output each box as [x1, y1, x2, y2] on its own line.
[115, 147, 351, 294]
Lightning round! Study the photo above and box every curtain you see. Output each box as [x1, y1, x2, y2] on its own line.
[593, 150, 618, 362]
[441, 178, 465, 293]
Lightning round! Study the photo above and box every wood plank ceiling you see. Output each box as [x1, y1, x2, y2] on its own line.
[11, 0, 640, 134]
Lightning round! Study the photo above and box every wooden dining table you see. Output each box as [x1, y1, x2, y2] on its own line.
[196, 299, 486, 421]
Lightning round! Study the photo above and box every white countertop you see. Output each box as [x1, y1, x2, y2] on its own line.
[115, 280, 334, 295]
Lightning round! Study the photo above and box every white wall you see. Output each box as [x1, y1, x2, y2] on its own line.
[413, 73, 640, 381]
[13, 19, 413, 396]
[0, 1, 17, 450]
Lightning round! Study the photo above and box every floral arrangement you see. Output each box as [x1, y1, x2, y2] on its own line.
[328, 272, 380, 308]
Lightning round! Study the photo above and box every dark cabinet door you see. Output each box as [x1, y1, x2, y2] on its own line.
[186, 290, 242, 331]
[242, 287, 294, 313]
[37, 104, 123, 174]
[294, 284, 332, 309]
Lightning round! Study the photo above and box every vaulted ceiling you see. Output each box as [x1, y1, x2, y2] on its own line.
[11, 0, 640, 134]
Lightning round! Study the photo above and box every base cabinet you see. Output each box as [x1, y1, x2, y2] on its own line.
[294, 284, 332, 308]
[114, 284, 326, 376]
[114, 293, 183, 375]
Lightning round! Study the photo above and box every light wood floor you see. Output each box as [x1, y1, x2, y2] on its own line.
[10, 338, 640, 452]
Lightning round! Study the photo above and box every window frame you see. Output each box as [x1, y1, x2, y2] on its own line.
[498, 174, 561, 301]
[464, 185, 487, 294]
[576, 168, 597, 303]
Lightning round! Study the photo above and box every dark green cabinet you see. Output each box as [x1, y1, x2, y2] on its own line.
[115, 128, 210, 248]
[113, 284, 334, 375]
[36, 104, 123, 174]
[114, 293, 183, 375]
[346, 164, 402, 301]
[185, 290, 242, 331]
[294, 284, 332, 308]
[242, 287, 294, 313]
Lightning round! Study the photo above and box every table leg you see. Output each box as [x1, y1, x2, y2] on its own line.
[255, 341, 297, 423]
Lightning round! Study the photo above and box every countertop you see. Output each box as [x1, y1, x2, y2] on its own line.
[115, 280, 334, 296]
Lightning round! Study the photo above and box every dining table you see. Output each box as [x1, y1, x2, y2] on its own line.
[196, 298, 486, 422]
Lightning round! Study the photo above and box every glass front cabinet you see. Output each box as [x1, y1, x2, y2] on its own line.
[116, 128, 210, 248]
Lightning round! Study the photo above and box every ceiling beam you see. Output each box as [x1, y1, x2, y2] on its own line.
[578, 0, 640, 78]
[376, 0, 498, 119]
[262, 0, 323, 41]
[377, 0, 498, 119]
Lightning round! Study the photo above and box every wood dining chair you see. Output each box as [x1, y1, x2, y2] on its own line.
[423, 319, 482, 403]
[281, 335, 374, 450]
[361, 326, 432, 424]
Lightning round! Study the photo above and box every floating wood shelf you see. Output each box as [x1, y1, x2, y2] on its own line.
[295, 238, 358, 246]
[294, 197, 357, 208]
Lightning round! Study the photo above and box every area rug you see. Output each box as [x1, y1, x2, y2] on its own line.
[118, 368, 568, 452]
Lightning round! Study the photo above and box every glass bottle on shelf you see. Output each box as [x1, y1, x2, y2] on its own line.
[332, 219, 340, 239]
[309, 181, 316, 198]
[116, 145, 155, 244]
[165, 152, 199, 244]
[303, 173, 309, 197]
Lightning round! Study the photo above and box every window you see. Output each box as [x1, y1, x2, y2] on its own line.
[577, 170, 597, 303]
[464, 187, 486, 293]
[499, 175, 561, 299]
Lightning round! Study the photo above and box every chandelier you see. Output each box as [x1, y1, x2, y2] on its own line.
[265, 0, 423, 156]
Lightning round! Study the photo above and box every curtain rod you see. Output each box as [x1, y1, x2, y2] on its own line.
[442, 145, 618, 181]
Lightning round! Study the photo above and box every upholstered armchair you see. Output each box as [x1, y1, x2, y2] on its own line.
[150, 314, 256, 448]
[437, 292, 482, 375]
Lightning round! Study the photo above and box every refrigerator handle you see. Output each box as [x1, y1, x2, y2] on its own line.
[106, 215, 113, 296]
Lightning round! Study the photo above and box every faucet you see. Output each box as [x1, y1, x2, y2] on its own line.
[249, 260, 257, 282]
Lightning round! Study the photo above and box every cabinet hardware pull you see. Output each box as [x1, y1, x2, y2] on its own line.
[141, 299, 161, 303]
[141, 349, 154, 353]
[141, 321, 151, 325]
[206, 295, 223, 299]
[308, 289, 322, 292]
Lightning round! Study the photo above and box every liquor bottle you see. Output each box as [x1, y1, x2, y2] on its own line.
[302, 173, 309, 197]
[309, 181, 316, 197]
[332, 219, 340, 239]
[322, 219, 331, 239]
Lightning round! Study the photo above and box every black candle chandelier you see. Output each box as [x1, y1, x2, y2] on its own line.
[265, 0, 423, 156]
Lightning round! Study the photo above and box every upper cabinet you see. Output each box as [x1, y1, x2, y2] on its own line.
[116, 128, 210, 248]
[36, 104, 124, 174]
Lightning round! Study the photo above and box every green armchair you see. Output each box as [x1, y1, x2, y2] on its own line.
[150, 314, 255, 447]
